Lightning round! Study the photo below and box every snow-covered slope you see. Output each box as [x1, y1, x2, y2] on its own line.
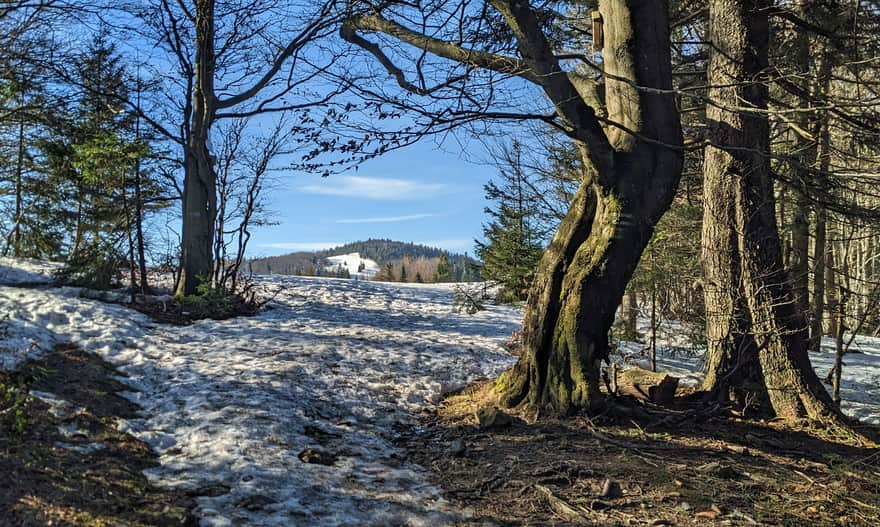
[0, 267, 520, 526]
[324, 252, 380, 278]
[2, 258, 879, 526]
[0, 256, 59, 285]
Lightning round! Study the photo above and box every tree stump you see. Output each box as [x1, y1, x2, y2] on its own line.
[616, 368, 679, 405]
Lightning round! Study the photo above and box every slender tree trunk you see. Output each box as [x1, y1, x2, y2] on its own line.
[176, 0, 218, 296]
[831, 284, 846, 405]
[825, 241, 838, 336]
[122, 171, 137, 304]
[72, 190, 84, 258]
[706, 0, 841, 424]
[12, 119, 25, 258]
[621, 288, 638, 338]
[133, 100, 149, 294]
[810, 209, 826, 351]
[498, 0, 682, 413]
[134, 151, 149, 293]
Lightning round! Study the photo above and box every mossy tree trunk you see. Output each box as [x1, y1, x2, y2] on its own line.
[497, 0, 683, 413]
[342, 0, 682, 413]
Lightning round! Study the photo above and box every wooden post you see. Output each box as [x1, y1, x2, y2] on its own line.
[592, 12, 604, 52]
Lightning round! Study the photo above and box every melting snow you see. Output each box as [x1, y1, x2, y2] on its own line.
[616, 319, 880, 424]
[0, 269, 519, 526]
[1, 259, 879, 525]
[0, 256, 59, 285]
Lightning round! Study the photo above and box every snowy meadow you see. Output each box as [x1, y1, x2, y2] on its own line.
[1, 257, 879, 525]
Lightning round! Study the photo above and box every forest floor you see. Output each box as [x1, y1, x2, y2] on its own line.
[0, 343, 195, 526]
[405, 381, 880, 526]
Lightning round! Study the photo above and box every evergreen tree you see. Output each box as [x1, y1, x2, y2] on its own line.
[433, 253, 451, 282]
[399, 264, 407, 282]
[475, 143, 545, 302]
[45, 33, 157, 289]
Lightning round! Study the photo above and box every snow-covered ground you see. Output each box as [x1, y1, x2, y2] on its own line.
[325, 252, 380, 279]
[617, 319, 880, 424]
[1, 259, 879, 525]
[0, 268, 519, 526]
[0, 256, 59, 285]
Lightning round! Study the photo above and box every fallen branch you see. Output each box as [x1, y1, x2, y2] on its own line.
[534, 484, 589, 522]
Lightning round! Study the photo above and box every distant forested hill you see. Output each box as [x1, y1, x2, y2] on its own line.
[245, 251, 332, 277]
[323, 239, 447, 262]
[247, 239, 480, 282]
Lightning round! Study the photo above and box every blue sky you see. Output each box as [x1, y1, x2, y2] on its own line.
[247, 139, 496, 258]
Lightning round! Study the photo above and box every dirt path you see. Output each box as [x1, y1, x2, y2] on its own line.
[0, 343, 195, 526]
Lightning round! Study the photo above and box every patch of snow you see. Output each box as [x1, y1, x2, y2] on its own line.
[30, 390, 79, 419]
[614, 318, 880, 424]
[325, 252, 380, 279]
[0, 257, 60, 285]
[0, 262, 520, 526]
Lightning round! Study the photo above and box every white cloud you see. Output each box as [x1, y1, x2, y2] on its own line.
[300, 176, 447, 200]
[255, 242, 343, 251]
[335, 213, 440, 224]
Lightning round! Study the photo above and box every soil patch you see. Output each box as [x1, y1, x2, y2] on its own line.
[403, 381, 880, 526]
[129, 295, 261, 326]
[0, 343, 196, 526]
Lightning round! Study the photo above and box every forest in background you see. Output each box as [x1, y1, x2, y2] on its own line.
[246, 239, 480, 282]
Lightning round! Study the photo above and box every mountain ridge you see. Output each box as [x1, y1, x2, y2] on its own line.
[247, 239, 480, 281]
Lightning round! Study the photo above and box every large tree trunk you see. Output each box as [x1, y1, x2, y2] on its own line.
[701, 143, 765, 404]
[176, 0, 217, 296]
[498, 0, 682, 413]
[787, 1, 813, 325]
[706, 0, 840, 424]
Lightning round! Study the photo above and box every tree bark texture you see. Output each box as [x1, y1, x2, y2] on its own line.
[498, 0, 683, 413]
[787, 2, 813, 325]
[701, 153, 765, 402]
[176, 0, 218, 296]
[704, 0, 839, 423]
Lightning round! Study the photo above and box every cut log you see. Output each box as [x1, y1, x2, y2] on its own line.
[616, 368, 679, 405]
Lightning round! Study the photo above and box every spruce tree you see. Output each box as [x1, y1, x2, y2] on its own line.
[475, 143, 545, 302]
[433, 253, 451, 282]
[46, 33, 154, 288]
